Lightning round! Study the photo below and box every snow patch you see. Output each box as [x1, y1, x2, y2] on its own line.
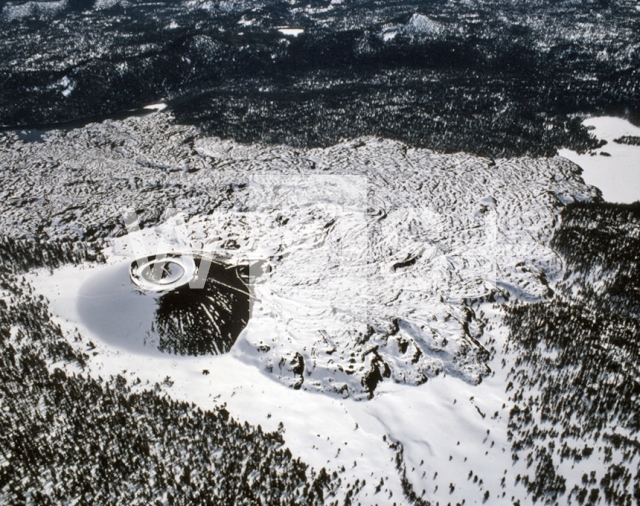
[143, 102, 167, 112]
[278, 28, 304, 37]
[380, 13, 442, 42]
[405, 13, 442, 36]
[94, 0, 129, 9]
[46, 75, 76, 97]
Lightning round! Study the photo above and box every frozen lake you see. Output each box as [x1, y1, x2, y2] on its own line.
[559, 116, 640, 204]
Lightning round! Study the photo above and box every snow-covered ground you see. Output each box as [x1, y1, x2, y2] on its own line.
[30, 259, 530, 504]
[8, 112, 604, 503]
[559, 116, 640, 204]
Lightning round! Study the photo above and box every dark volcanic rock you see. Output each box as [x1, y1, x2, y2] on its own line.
[151, 256, 251, 356]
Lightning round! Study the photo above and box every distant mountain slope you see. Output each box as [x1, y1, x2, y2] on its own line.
[1, 0, 639, 156]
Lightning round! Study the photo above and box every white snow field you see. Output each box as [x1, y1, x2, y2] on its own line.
[278, 28, 305, 37]
[4, 111, 604, 504]
[559, 116, 640, 204]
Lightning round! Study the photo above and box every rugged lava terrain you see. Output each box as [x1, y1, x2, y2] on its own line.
[0, 113, 599, 399]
